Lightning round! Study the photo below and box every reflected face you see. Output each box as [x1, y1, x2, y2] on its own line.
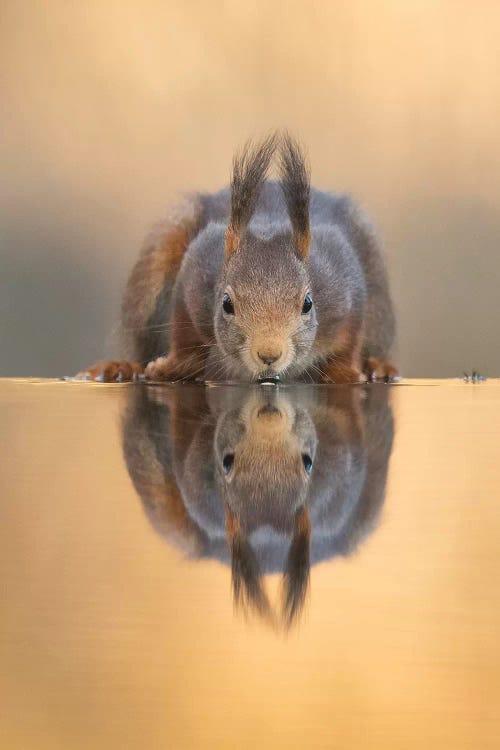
[214, 390, 317, 530]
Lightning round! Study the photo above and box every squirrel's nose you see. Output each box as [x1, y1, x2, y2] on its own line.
[258, 351, 281, 366]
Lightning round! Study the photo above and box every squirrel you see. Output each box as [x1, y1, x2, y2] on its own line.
[78, 132, 398, 383]
[122, 382, 394, 628]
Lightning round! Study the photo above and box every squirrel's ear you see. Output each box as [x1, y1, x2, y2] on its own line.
[279, 133, 311, 260]
[226, 133, 278, 257]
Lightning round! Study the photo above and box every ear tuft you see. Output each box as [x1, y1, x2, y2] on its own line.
[224, 225, 240, 256]
[226, 133, 278, 256]
[279, 132, 311, 259]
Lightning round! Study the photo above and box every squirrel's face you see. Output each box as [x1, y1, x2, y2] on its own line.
[214, 389, 317, 529]
[214, 233, 318, 379]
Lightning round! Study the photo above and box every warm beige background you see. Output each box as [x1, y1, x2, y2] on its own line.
[2, 0, 499, 377]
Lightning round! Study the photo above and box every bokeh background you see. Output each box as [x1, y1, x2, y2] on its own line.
[2, 0, 499, 378]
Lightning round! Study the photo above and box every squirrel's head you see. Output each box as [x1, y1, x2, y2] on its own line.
[214, 134, 317, 380]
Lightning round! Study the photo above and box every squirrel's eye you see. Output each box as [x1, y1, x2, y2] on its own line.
[302, 453, 313, 474]
[302, 293, 313, 314]
[222, 453, 235, 475]
[222, 293, 234, 315]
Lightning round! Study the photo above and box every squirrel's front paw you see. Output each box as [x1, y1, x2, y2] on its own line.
[321, 361, 367, 384]
[75, 361, 144, 382]
[144, 356, 181, 382]
[364, 357, 400, 383]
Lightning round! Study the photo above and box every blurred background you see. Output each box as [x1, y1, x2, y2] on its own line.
[1, 0, 499, 378]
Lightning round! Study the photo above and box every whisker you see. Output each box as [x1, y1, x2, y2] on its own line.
[122, 320, 206, 332]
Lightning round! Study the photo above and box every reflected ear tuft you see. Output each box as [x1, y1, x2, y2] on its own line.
[281, 505, 311, 628]
[226, 506, 272, 619]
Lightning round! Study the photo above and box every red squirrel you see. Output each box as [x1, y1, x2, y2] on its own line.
[78, 133, 398, 383]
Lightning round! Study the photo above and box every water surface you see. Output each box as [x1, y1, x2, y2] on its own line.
[1, 379, 499, 748]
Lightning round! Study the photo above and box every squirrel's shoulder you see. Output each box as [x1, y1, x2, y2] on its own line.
[151, 183, 375, 261]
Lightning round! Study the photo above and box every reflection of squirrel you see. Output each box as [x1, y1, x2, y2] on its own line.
[78, 133, 398, 383]
[122, 384, 394, 629]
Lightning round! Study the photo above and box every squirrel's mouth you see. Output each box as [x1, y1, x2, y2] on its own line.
[258, 375, 280, 384]
[257, 368, 281, 384]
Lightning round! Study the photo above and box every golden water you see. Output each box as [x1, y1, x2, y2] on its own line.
[1, 379, 499, 749]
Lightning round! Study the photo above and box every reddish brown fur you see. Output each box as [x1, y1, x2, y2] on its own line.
[294, 505, 311, 539]
[76, 360, 144, 382]
[225, 226, 240, 256]
[364, 356, 400, 382]
[315, 317, 365, 384]
[122, 390, 205, 557]
[78, 196, 203, 382]
[225, 505, 241, 540]
[296, 228, 311, 259]
[140, 475, 204, 556]
[122, 201, 202, 334]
